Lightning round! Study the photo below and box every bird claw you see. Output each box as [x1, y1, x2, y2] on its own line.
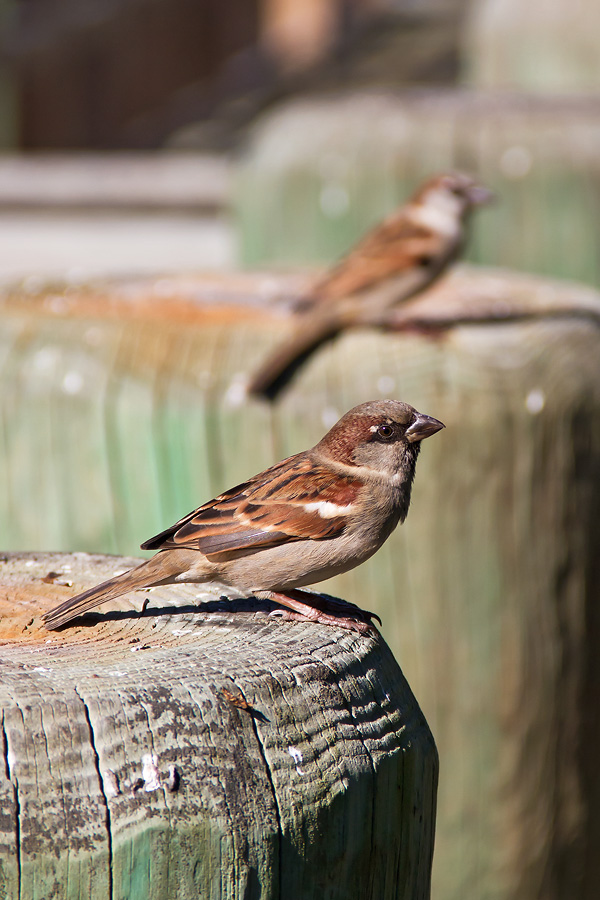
[267, 590, 380, 634]
[268, 607, 374, 634]
[304, 593, 382, 626]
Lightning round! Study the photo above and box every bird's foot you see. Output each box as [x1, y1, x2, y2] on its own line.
[267, 589, 380, 634]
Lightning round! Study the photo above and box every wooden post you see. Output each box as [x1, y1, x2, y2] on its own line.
[235, 91, 600, 289]
[0, 552, 438, 900]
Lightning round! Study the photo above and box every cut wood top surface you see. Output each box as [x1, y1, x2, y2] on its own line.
[3, 265, 599, 330]
[0, 551, 429, 778]
[1, 550, 384, 663]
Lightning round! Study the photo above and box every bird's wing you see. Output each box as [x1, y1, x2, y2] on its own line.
[309, 217, 443, 304]
[141, 453, 362, 559]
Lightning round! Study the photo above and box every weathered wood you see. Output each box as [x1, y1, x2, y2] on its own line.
[0, 552, 437, 900]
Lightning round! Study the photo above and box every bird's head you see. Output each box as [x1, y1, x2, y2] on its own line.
[415, 171, 494, 221]
[315, 400, 445, 480]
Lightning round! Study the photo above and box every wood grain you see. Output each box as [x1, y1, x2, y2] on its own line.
[0, 552, 437, 900]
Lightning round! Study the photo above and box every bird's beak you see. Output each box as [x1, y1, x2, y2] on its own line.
[406, 414, 445, 442]
[467, 184, 495, 206]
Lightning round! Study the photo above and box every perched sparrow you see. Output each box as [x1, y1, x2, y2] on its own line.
[43, 400, 444, 632]
[248, 172, 492, 399]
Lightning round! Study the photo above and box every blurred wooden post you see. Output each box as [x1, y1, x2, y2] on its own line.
[0, 552, 438, 900]
[235, 91, 600, 289]
[465, 0, 600, 90]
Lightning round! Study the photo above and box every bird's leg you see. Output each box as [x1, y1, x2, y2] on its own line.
[292, 590, 382, 624]
[266, 589, 380, 634]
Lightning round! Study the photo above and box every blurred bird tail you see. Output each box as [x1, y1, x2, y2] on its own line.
[248, 311, 340, 400]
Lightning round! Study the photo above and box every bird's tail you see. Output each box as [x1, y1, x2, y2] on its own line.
[43, 552, 182, 630]
[247, 310, 340, 400]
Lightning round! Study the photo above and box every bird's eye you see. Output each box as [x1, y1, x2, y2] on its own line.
[376, 423, 394, 440]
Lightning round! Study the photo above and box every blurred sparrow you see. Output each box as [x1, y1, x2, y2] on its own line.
[248, 172, 492, 399]
[43, 400, 444, 632]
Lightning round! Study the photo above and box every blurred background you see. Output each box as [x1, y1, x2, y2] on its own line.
[1, 1, 600, 899]
[2, 0, 600, 281]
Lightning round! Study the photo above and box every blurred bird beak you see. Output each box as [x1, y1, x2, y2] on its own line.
[406, 414, 445, 442]
[467, 184, 495, 206]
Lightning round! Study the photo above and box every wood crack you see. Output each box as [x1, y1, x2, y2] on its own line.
[1, 711, 21, 899]
[75, 689, 113, 900]
[245, 687, 283, 900]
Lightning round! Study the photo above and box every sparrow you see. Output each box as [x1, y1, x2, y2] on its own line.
[43, 400, 444, 632]
[248, 172, 492, 399]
